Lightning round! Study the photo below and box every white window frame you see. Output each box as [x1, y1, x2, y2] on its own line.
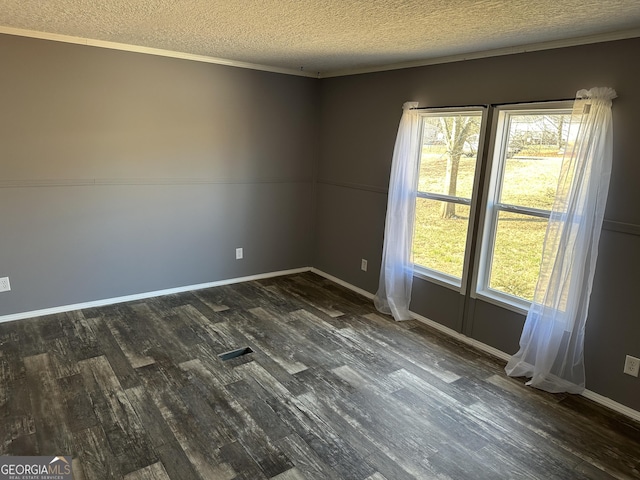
[412, 106, 488, 294]
[471, 101, 573, 314]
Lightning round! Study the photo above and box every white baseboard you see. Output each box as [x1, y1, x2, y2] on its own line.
[581, 389, 640, 423]
[408, 310, 512, 362]
[311, 269, 640, 424]
[3, 266, 639, 423]
[310, 268, 375, 300]
[0, 267, 311, 324]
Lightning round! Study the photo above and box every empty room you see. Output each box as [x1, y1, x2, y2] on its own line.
[1, 1, 640, 479]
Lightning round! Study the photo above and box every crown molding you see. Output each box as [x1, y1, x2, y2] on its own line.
[1, 25, 639, 79]
[0, 25, 318, 78]
[320, 28, 640, 78]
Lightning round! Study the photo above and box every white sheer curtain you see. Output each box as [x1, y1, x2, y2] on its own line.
[505, 87, 617, 393]
[374, 102, 421, 321]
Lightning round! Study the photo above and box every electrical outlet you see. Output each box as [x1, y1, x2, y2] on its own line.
[236, 248, 243, 260]
[361, 259, 368, 272]
[624, 355, 640, 377]
[0, 277, 10, 293]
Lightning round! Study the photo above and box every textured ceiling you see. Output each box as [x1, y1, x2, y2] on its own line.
[1, 0, 640, 76]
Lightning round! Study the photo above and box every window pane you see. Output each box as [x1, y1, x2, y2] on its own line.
[488, 211, 548, 301]
[413, 198, 470, 279]
[419, 113, 482, 199]
[500, 113, 570, 209]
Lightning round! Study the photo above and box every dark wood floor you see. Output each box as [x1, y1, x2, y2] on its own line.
[1, 272, 639, 479]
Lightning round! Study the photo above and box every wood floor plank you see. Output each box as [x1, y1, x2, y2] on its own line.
[275, 433, 344, 480]
[293, 366, 357, 400]
[105, 309, 157, 369]
[0, 321, 23, 385]
[218, 441, 268, 480]
[89, 318, 141, 390]
[283, 389, 417, 480]
[392, 389, 489, 451]
[193, 284, 242, 311]
[16, 318, 48, 358]
[235, 308, 308, 374]
[6, 432, 38, 456]
[127, 383, 201, 480]
[460, 401, 598, 479]
[331, 327, 405, 375]
[224, 379, 293, 441]
[286, 312, 343, 354]
[363, 452, 418, 480]
[176, 292, 229, 322]
[149, 396, 229, 479]
[47, 337, 81, 379]
[36, 313, 68, 342]
[0, 323, 29, 454]
[270, 276, 346, 318]
[129, 303, 204, 365]
[73, 425, 121, 480]
[294, 391, 426, 479]
[572, 460, 620, 479]
[67, 311, 104, 361]
[123, 462, 171, 480]
[297, 390, 442, 479]
[180, 360, 294, 478]
[364, 473, 389, 480]
[78, 356, 157, 475]
[473, 442, 551, 480]
[58, 374, 99, 432]
[72, 457, 87, 480]
[235, 361, 376, 478]
[387, 368, 463, 410]
[234, 280, 306, 313]
[137, 362, 238, 480]
[470, 373, 640, 479]
[427, 441, 517, 480]
[24, 353, 74, 456]
[270, 467, 306, 480]
[248, 307, 343, 370]
[211, 315, 309, 395]
[169, 304, 229, 348]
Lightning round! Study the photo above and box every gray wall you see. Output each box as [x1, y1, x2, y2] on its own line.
[315, 38, 640, 411]
[0, 34, 318, 316]
[1, 31, 638, 413]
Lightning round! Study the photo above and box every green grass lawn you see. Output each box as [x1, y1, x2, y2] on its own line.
[413, 148, 562, 300]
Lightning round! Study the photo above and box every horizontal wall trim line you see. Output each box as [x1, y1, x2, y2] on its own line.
[311, 268, 640, 424]
[316, 179, 388, 194]
[602, 220, 640, 237]
[317, 181, 640, 236]
[0, 177, 313, 189]
[0, 267, 311, 324]
[0, 26, 318, 78]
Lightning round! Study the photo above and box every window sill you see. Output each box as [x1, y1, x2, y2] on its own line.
[474, 290, 530, 316]
[413, 267, 462, 293]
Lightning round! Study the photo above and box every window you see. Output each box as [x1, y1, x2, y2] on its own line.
[411, 102, 574, 311]
[412, 109, 485, 288]
[475, 104, 572, 309]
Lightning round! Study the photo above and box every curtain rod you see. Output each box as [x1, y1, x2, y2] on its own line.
[412, 98, 575, 110]
[493, 97, 575, 106]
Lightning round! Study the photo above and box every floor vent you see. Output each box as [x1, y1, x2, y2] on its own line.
[218, 347, 254, 361]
